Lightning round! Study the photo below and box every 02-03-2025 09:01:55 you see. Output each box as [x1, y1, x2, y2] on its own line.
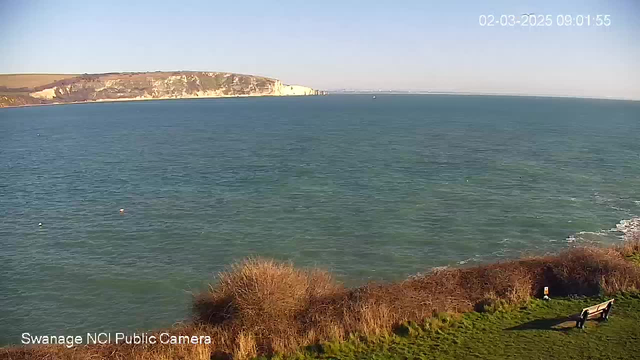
[479, 14, 611, 27]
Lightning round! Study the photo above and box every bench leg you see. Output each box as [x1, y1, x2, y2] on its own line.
[602, 304, 612, 321]
[577, 311, 588, 329]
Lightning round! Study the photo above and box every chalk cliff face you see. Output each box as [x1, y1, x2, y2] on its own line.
[272, 82, 320, 96]
[0, 72, 325, 107]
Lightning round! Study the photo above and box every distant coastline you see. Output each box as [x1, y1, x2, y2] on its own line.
[0, 71, 327, 108]
[329, 89, 640, 102]
[0, 92, 325, 109]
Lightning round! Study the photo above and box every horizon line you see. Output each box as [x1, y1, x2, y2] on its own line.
[327, 90, 640, 102]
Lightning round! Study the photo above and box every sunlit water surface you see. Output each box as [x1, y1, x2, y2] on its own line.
[1, 95, 639, 344]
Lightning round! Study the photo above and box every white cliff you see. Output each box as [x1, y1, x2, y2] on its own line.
[26, 72, 324, 104]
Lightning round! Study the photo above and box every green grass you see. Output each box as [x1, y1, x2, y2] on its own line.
[287, 293, 640, 360]
[627, 253, 640, 266]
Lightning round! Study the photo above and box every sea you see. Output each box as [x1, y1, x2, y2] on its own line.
[1, 94, 639, 344]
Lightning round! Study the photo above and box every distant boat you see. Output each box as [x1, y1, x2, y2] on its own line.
[372, 95, 376, 99]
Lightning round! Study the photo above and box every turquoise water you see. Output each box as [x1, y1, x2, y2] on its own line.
[1, 95, 639, 344]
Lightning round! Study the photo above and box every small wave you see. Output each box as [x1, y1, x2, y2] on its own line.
[567, 217, 640, 243]
[566, 230, 611, 244]
[609, 205, 628, 211]
[408, 266, 450, 279]
[615, 217, 640, 238]
[593, 193, 636, 212]
[431, 266, 449, 271]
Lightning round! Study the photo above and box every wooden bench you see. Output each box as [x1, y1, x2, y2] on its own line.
[572, 299, 614, 329]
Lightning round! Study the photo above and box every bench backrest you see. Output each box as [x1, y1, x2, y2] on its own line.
[581, 299, 614, 314]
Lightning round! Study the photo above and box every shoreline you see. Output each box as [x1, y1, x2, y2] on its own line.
[4, 92, 640, 110]
[0, 92, 324, 109]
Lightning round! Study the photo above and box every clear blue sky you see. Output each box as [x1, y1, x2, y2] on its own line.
[1, 0, 639, 99]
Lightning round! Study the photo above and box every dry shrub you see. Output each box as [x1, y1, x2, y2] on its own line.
[458, 264, 534, 304]
[341, 285, 404, 336]
[232, 332, 256, 360]
[541, 246, 640, 296]
[618, 230, 640, 258]
[193, 258, 342, 355]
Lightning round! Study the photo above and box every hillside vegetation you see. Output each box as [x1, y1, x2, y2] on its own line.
[301, 293, 640, 359]
[1, 233, 639, 359]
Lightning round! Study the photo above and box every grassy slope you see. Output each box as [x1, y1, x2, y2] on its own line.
[296, 293, 640, 360]
[0, 74, 77, 89]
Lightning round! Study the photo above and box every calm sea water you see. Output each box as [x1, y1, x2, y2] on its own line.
[1, 95, 639, 344]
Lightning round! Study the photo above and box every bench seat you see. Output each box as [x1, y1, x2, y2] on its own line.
[571, 299, 614, 329]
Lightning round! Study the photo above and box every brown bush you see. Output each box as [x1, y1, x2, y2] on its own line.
[618, 230, 640, 258]
[193, 258, 342, 355]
